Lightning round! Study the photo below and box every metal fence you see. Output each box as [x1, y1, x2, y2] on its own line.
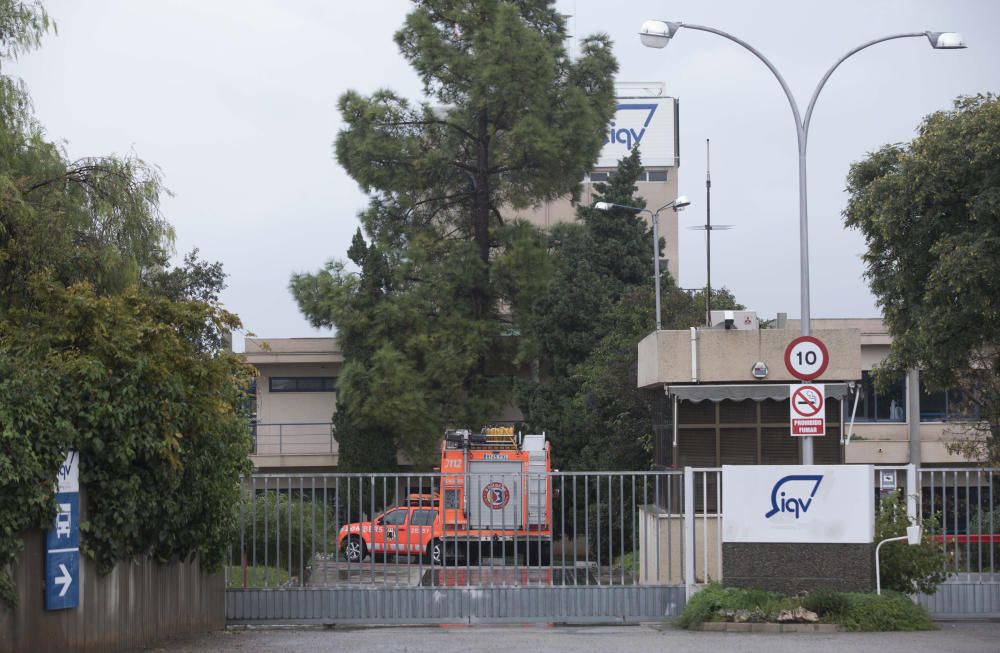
[251, 422, 335, 456]
[225, 470, 691, 624]
[225, 466, 1000, 623]
[875, 465, 1000, 618]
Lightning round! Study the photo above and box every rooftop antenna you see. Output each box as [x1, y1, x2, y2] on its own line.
[688, 139, 733, 325]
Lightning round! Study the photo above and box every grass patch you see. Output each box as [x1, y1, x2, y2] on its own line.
[226, 564, 290, 588]
[676, 583, 934, 632]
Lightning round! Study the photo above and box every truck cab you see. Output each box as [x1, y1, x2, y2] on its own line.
[337, 497, 443, 563]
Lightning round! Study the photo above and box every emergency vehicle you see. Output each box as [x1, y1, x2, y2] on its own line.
[337, 427, 552, 565]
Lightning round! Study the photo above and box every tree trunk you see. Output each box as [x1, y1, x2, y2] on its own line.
[471, 109, 491, 320]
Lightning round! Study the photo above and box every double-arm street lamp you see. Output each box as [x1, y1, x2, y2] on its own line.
[639, 20, 966, 464]
[595, 195, 691, 331]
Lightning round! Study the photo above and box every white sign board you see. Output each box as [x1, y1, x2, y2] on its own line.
[722, 465, 874, 544]
[790, 384, 826, 436]
[596, 97, 677, 168]
[56, 449, 79, 494]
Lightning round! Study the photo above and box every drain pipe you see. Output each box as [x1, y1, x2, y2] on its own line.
[690, 327, 699, 383]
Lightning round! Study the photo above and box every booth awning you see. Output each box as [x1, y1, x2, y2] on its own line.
[666, 383, 849, 403]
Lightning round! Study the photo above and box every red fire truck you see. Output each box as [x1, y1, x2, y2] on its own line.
[337, 427, 553, 565]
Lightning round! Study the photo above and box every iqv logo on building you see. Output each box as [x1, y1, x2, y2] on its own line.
[764, 475, 823, 519]
[605, 103, 658, 151]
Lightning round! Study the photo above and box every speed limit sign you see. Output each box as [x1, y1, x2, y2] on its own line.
[784, 336, 829, 381]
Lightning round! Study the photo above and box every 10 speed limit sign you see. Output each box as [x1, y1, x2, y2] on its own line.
[784, 336, 829, 381]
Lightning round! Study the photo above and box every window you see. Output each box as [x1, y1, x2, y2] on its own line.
[380, 509, 407, 526]
[918, 379, 979, 421]
[411, 509, 437, 526]
[444, 489, 461, 509]
[853, 370, 906, 422]
[585, 168, 669, 183]
[268, 376, 337, 392]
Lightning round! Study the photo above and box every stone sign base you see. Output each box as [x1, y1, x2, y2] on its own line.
[722, 542, 874, 593]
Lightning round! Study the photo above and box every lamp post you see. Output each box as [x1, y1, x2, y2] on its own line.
[639, 20, 966, 463]
[595, 196, 691, 331]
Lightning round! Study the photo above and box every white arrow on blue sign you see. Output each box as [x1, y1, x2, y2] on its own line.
[45, 550, 79, 609]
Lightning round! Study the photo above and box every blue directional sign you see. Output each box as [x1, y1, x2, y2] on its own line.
[46, 450, 80, 611]
[46, 493, 80, 551]
[45, 548, 79, 610]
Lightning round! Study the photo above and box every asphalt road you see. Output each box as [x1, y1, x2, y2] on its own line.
[137, 621, 1000, 653]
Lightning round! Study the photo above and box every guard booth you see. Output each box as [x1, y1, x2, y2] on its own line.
[638, 313, 862, 511]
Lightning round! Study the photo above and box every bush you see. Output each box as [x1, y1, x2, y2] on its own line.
[837, 591, 935, 632]
[801, 589, 850, 617]
[675, 583, 795, 629]
[240, 492, 324, 578]
[675, 583, 935, 632]
[877, 493, 951, 594]
[586, 500, 635, 562]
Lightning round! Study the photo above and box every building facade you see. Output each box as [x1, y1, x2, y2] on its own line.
[244, 337, 342, 471]
[638, 315, 976, 472]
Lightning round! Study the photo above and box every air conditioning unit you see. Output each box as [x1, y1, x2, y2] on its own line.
[710, 310, 759, 330]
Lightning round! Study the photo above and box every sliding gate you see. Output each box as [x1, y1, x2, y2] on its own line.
[225, 471, 692, 624]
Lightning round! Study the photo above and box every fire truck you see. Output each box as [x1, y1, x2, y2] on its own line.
[337, 427, 553, 565]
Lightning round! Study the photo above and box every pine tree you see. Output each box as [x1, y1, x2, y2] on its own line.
[292, 0, 617, 470]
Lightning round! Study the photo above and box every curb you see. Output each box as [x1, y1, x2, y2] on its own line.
[696, 622, 842, 633]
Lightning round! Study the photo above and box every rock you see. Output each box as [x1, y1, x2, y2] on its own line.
[777, 607, 819, 623]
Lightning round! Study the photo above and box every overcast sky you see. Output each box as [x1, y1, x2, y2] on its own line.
[10, 0, 999, 349]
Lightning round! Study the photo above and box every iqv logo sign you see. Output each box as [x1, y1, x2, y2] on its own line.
[605, 103, 657, 151]
[764, 475, 823, 520]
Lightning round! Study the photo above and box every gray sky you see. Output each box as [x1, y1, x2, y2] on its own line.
[10, 1, 1000, 349]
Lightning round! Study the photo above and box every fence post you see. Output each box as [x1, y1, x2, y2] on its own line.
[684, 466, 695, 601]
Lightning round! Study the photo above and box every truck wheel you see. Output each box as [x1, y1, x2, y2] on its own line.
[425, 539, 444, 565]
[343, 537, 367, 563]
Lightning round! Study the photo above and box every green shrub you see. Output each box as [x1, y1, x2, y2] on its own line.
[675, 583, 935, 632]
[802, 589, 850, 617]
[675, 583, 727, 629]
[837, 591, 935, 631]
[675, 583, 795, 629]
[239, 492, 323, 578]
[877, 493, 951, 594]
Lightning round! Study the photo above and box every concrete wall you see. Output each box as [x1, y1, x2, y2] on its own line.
[1, 531, 224, 653]
[638, 328, 862, 387]
[252, 362, 339, 426]
[638, 507, 721, 585]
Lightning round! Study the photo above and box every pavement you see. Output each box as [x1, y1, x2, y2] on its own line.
[136, 621, 1000, 653]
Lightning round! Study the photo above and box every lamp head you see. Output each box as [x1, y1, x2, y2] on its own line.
[672, 195, 691, 210]
[925, 31, 966, 49]
[640, 20, 681, 49]
[594, 201, 612, 211]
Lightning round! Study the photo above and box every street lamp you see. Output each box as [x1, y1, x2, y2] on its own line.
[595, 195, 691, 330]
[640, 19, 965, 463]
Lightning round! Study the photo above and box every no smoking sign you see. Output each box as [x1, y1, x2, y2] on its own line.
[790, 384, 826, 437]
